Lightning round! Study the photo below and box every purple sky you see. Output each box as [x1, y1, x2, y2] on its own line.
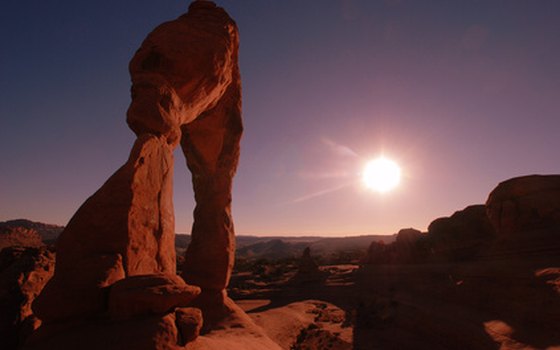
[1, 0, 559, 236]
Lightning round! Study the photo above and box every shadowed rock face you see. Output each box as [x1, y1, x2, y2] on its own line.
[0, 247, 54, 350]
[28, 1, 241, 348]
[486, 174, 560, 234]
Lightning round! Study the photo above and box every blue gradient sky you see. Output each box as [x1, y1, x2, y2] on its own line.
[1, 0, 559, 236]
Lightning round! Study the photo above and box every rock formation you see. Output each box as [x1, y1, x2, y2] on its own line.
[26, 1, 242, 348]
[0, 247, 54, 350]
[363, 205, 496, 265]
[357, 177, 560, 349]
[425, 205, 495, 261]
[0, 226, 43, 250]
[363, 228, 423, 265]
[290, 247, 327, 284]
[486, 174, 560, 234]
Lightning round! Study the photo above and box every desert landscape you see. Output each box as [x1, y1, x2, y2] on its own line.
[1, 0, 559, 349]
[2, 174, 560, 349]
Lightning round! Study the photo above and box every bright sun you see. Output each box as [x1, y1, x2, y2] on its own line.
[362, 157, 401, 193]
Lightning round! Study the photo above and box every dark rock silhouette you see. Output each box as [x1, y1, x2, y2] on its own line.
[26, 1, 242, 349]
[363, 205, 495, 265]
[356, 177, 560, 349]
[363, 228, 424, 265]
[290, 247, 327, 284]
[486, 174, 560, 234]
[0, 247, 54, 350]
[298, 247, 320, 275]
[425, 204, 495, 261]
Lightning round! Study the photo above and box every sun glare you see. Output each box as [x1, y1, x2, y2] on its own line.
[362, 157, 401, 193]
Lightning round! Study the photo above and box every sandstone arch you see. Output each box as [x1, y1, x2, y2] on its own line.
[32, 0, 241, 333]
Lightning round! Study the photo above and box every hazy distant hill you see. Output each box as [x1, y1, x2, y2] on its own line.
[236, 238, 307, 260]
[0, 219, 64, 244]
[1, 219, 394, 261]
[175, 234, 396, 261]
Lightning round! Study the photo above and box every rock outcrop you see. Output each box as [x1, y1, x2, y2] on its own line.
[363, 228, 424, 265]
[363, 206, 495, 265]
[290, 247, 327, 284]
[486, 174, 560, 234]
[0, 247, 54, 350]
[357, 176, 560, 349]
[425, 205, 495, 261]
[26, 1, 242, 349]
[0, 226, 43, 250]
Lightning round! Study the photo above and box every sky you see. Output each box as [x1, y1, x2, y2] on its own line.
[1, 0, 559, 236]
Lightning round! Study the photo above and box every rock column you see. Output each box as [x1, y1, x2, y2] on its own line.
[27, 1, 242, 348]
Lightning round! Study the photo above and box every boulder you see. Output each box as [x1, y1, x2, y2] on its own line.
[108, 274, 200, 320]
[175, 307, 203, 345]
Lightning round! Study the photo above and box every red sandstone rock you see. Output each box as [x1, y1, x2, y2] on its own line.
[24, 313, 183, 350]
[28, 1, 242, 347]
[180, 76, 242, 292]
[55, 134, 176, 277]
[175, 307, 203, 345]
[34, 134, 176, 323]
[127, 0, 239, 145]
[127, 0, 242, 296]
[108, 274, 201, 320]
[486, 174, 560, 234]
